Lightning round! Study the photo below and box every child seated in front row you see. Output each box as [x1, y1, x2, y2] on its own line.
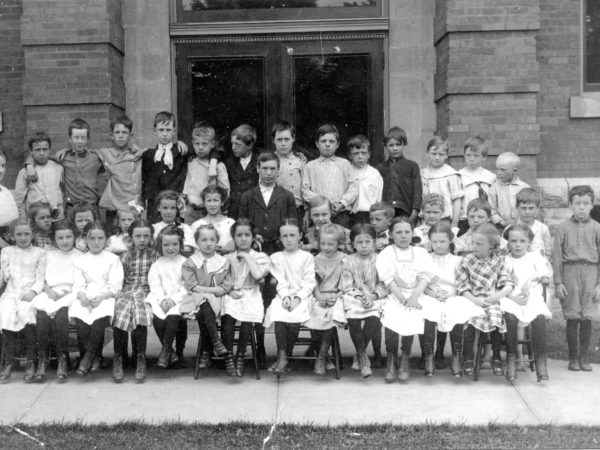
[71, 221, 124, 376]
[72, 204, 96, 252]
[146, 226, 189, 370]
[376, 217, 439, 382]
[152, 190, 197, 256]
[304, 224, 347, 376]
[264, 218, 316, 374]
[501, 224, 551, 381]
[0, 218, 46, 383]
[456, 223, 514, 377]
[341, 224, 388, 378]
[221, 219, 270, 377]
[182, 224, 234, 374]
[106, 209, 136, 255]
[30, 202, 55, 249]
[191, 186, 235, 254]
[302, 196, 352, 255]
[33, 220, 82, 383]
[454, 198, 507, 256]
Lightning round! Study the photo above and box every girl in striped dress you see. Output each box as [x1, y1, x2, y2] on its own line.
[112, 218, 156, 383]
[456, 223, 514, 376]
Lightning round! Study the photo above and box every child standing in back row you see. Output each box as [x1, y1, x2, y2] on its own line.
[347, 135, 383, 227]
[489, 152, 530, 231]
[553, 185, 600, 372]
[512, 188, 552, 259]
[421, 136, 463, 228]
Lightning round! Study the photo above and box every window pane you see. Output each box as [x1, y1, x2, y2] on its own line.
[586, 1, 600, 85]
[182, 0, 376, 11]
[293, 54, 370, 155]
[190, 58, 265, 149]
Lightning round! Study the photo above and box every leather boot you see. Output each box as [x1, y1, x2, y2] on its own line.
[24, 360, 36, 382]
[198, 351, 211, 369]
[424, 354, 435, 377]
[156, 345, 170, 369]
[176, 352, 187, 369]
[34, 352, 48, 382]
[398, 354, 410, 381]
[235, 353, 245, 377]
[135, 354, 147, 382]
[384, 352, 396, 383]
[213, 340, 229, 357]
[506, 354, 517, 381]
[224, 351, 236, 376]
[314, 338, 329, 376]
[273, 349, 288, 374]
[90, 355, 101, 372]
[0, 362, 13, 383]
[56, 353, 69, 382]
[167, 349, 179, 367]
[359, 352, 372, 379]
[579, 356, 593, 372]
[536, 355, 549, 382]
[112, 353, 124, 383]
[77, 351, 95, 376]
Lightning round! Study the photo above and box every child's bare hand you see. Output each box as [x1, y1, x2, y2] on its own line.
[289, 296, 301, 311]
[406, 296, 421, 309]
[176, 141, 188, 155]
[281, 296, 291, 310]
[26, 165, 38, 183]
[555, 283, 568, 300]
[21, 291, 35, 303]
[160, 298, 176, 313]
[325, 295, 339, 308]
[593, 285, 600, 303]
[483, 296, 499, 306]
[55, 148, 69, 161]
[509, 294, 528, 306]
[470, 296, 487, 307]
[229, 290, 243, 299]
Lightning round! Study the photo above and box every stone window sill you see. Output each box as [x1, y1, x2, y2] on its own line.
[570, 93, 600, 118]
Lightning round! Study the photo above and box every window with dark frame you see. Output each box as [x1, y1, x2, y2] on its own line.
[585, 0, 600, 91]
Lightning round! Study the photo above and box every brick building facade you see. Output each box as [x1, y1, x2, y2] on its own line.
[0, 0, 598, 214]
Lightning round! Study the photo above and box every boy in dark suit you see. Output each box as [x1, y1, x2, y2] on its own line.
[142, 111, 188, 223]
[239, 151, 297, 367]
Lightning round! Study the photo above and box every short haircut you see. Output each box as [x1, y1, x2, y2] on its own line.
[82, 220, 107, 239]
[473, 223, 501, 251]
[350, 223, 376, 243]
[390, 216, 413, 233]
[68, 118, 90, 138]
[426, 135, 449, 154]
[422, 193, 445, 212]
[496, 151, 520, 167]
[127, 218, 154, 238]
[503, 223, 534, 242]
[200, 185, 228, 204]
[153, 111, 176, 128]
[192, 124, 216, 141]
[370, 201, 395, 219]
[111, 115, 133, 133]
[318, 223, 345, 245]
[194, 223, 219, 243]
[515, 187, 540, 207]
[308, 195, 331, 212]
[569, 185, 595, 204]
[257, 151, 280, 168]
[156, 190, 179, 206]
[463, 135, 488, 157]
[383, 126, 407, 146]
[156, 224, 183, 256]
[230, 218, 256, 239]
[51, 220, 76, 242]
[28, 202, 52, 221]
[271, 121, 295, 139]
[347, 134, 370, 152]
[315, 123, 339, 142]
[71, 203, 97, 220]
[10, 217, 33, 233]
[231, 124, 257, 147]
[466, 198, 492, 217]
[28, 132, 51, 150]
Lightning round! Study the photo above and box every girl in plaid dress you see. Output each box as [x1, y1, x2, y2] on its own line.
[456, 223, 514, 376]
[112, 218, 156, 383]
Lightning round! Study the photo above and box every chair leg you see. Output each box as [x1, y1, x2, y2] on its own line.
[194, 328, 202, 380]
[250, 324, 260, 380]
[473, 330, 482, 381]
[332, 329, 341, 380]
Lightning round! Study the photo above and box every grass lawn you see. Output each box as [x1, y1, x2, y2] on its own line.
[546, 317, 600, 363]
[1, 422, 599, 449]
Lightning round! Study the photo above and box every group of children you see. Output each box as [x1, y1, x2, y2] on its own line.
[0, 110, 597, 385]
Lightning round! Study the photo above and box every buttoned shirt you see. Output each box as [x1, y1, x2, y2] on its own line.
[182, 158, 230, 206]
[276, 152, 305, 207]
[61, 148, 103, 205]
[96, 146, 143, 210]
[14, 161, 64, 219]
[301, 156, 358, 208]
[552, 216, 600, 283]
[350, 164, 383, 213]
[488, 177, 530, 225]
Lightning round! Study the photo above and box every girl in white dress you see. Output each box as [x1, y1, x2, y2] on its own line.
[376, 217, 440, 382]
[221, 219, 269, 377]
[425, 223, 485, 377]
[191, 186, 235, 254]
[146, 226, 189, 370]
[264, 218, 316, 374]
[501, 224, 551, 382]
[33, 220, 81, 382]
[0, 218, 46, 383]
[70, 221, 124, 376]
[105, 208, 135, 255]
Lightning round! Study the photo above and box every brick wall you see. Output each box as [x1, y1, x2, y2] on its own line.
[536, 0, 600, 178]
[0, 0, 25, 188]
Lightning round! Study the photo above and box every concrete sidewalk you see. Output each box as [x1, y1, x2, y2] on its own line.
[0, 331, 598, 426]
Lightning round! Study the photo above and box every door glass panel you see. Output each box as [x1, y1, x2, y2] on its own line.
[190, 58, 265, 149]
[293, 54, 370, 156]
[182, 0, 376, 11]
